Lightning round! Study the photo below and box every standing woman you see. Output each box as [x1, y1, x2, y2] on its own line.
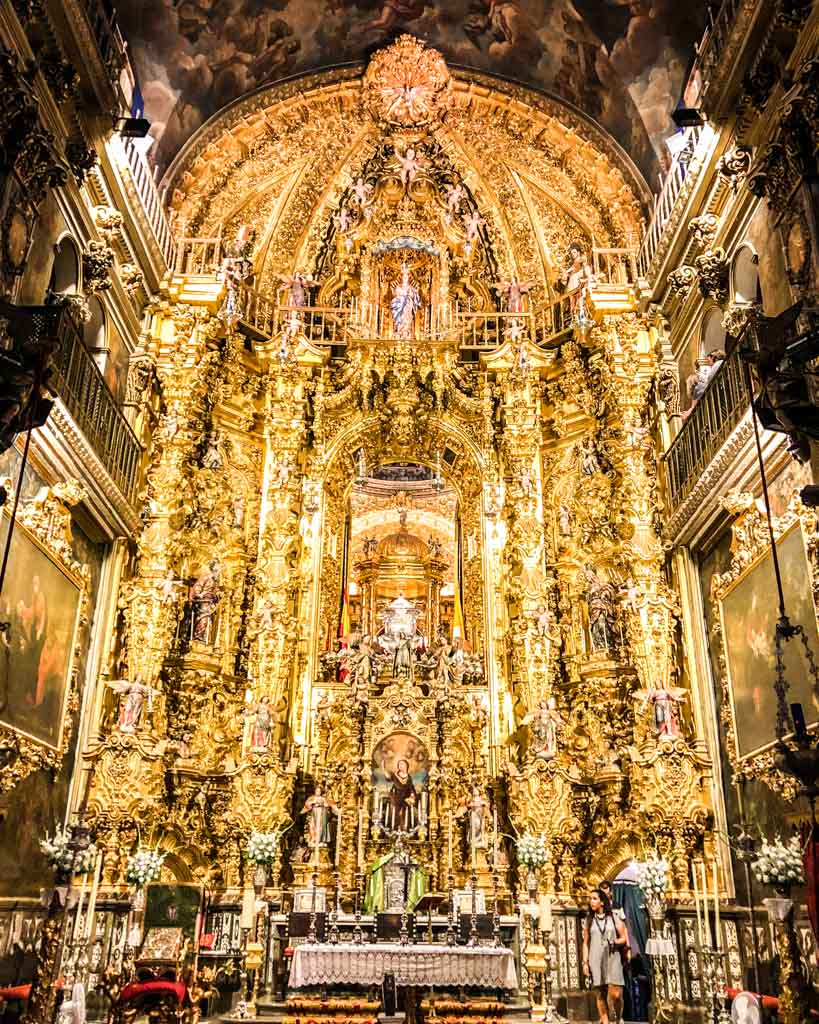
[582, 888, 628, 1024]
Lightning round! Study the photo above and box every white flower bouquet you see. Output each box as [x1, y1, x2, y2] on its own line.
[246, 830, 280, 865]
[40, 829, 97, 875]
[752, 835, 803, 888]
[633, 852, 670, 906]
[516, 831, 549, 869]
[125, 848, 166, 887]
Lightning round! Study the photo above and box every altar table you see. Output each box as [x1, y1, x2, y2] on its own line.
[290, 942, 518, 990]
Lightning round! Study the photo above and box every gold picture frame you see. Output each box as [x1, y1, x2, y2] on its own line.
[712, 491, 819, 795]
[0, 482, 88, 790]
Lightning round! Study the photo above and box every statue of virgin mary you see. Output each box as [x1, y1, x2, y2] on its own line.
[390, 263, 421, 338]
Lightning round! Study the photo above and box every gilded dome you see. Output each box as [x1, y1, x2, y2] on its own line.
[377, 525, 428, 561]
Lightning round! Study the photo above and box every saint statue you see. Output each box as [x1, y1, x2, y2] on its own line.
[494, 279, 534, 314]
[523, 697, 564, 761]
[584, 564, 618, 653]
[392, 631, 416, 681]
[390, 264, 421, 338]
[189, 561, 222, 644]
[108, 677, 158, 733]
[278, 271, 314, 308]
[560, 242, 595, 314]
[637, 685, 687, 739]
[348, 634, 377, 705]
[245, 694, 284, 750]
[381, 757, 418, 832]
[301, 785, 337, 848]
[459, 785, 490, 850]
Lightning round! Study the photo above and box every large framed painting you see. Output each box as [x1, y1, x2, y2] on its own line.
[718, 520, 819, 763]
[0, 510, 83, 750]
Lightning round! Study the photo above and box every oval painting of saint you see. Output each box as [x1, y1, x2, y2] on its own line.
[372, 731, 429, 837]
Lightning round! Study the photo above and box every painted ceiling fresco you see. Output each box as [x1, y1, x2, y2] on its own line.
[118, 0, 710, 183]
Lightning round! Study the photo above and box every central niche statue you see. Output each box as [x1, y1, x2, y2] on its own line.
[390, 263, 421, 338]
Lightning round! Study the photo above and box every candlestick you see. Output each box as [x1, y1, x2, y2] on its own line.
[357, 807, 364, 870]
[335, 808, 342, 866]
[492, 807, 498, 865]
[447, 810, 453, 871]
[700, 861, 712, 948]
[712, 858, 721, 950]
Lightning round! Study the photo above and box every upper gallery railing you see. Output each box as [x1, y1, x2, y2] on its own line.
[663, 328, 753, 509]
[120, 136, 175, 270]
[48, 306, 142, 504]
[15, 302, 141, 504]
[637, 124, 713, 281]
[80, 0, 127, 81]
[173, 239, 637, 351]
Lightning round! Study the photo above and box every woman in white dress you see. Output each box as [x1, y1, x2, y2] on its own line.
[582, 888, 628, 1024]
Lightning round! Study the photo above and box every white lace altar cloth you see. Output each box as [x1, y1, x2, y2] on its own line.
[290, 942, 518, 989]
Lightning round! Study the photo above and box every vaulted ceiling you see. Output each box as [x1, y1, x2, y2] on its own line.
[117, 0, 709, 184]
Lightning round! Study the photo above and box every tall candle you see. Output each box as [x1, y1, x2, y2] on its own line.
[357, 807, 364, 870]
[84, 853, 102, 939]
[492, 808, 498, 863]
[700, 861, 712, 948]
[712, 859, 721, 949]
[240, 887, 255, 930]
[335, 808, 342, 866]
[72, 873, 89, 944]
[539, 893, 552, 934]
[692, 862, 704, 948]
[447, 810, 453, 871]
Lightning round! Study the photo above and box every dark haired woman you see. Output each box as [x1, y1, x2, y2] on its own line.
[581, 888, 628, 1024]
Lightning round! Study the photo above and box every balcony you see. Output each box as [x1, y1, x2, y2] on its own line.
[1, 302, 141, 505]
[663, 337, 752, 510]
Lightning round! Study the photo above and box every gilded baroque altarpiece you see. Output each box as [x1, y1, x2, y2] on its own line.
[81, 38, 715, 902]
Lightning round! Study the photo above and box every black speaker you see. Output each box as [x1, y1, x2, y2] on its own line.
[288, 912, 326, 941]
[376, 913, 415, 941]
[458, 914, 494, 942]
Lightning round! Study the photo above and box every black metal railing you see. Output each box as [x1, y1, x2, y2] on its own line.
[664, 330, 753, 509]
[1, 302, 141, 504]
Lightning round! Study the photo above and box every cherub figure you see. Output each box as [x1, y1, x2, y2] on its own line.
[445, 182, 466, 216]
[397, 147, 424, 187]
[463, 210, 485, 247]
[352, 177, 373, 206]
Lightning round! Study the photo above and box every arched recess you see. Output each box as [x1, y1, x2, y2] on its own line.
[294, 406, 492, 749]
[84, 295, 108, 371]
[700, 306, 726, 357]
[49, 234, 80, 294]
[732, 244, 761, 305]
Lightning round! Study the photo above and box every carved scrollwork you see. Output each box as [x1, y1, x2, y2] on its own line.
[82, 240, 115, 293]
[667, 265, 698, 296]
[694, 247, 729, 303]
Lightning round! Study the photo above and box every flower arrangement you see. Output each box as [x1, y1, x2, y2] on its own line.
[125, 848, 166, 887]
[633, 852, 670, 904]
[40, 829, 98, 875]
[515, 831, 549, 869]
[752, 835, 803, 889]
[246, 830, 281, 866]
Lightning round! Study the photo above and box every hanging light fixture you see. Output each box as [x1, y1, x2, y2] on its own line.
[741, 342, 819, 796]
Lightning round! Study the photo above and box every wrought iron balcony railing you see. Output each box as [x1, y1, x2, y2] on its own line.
[1, 302, 142, 505]
[663, 334, 752, 509]
[119, 136, 175, 271]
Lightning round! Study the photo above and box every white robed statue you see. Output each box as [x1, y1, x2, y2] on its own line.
[390, 264, 421, 338]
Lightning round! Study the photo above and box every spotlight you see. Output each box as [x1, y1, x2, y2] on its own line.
[115, 116, 151, 139]
[671, 107, 705, 129]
